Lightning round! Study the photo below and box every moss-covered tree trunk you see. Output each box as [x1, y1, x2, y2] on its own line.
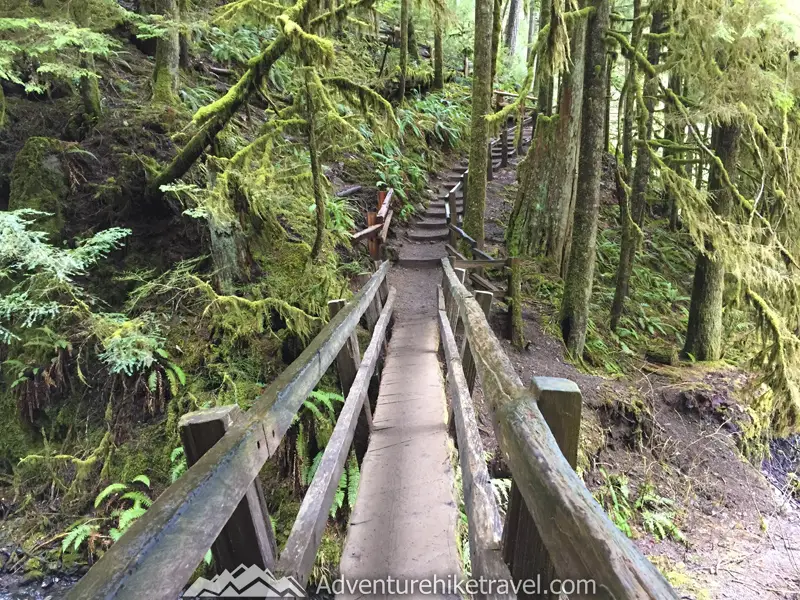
[609, 10, 663, 331]
[549, 13, 586, 277]
[559, 0, 609, 358]
[490, 0, 503, 86]
[621, 0, 642, 179]
[433, 10, 444, 90]
[399, 0, 409, 103]
[69, 0, 102, 123]
[408, 16, 420, 61]
[535, 0, 553, 116]
[306, 76, 325, 260]
[504, 0, 521, 55]
[463, 0, 495, 248]
[526, 0, 537, 64]
[153, 0, 181, 104]
[665, 74, 685, 231]
[506, 114, 558, 257]
[683, 124, 740, 361]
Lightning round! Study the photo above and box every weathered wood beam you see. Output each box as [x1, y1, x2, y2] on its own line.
[379, 210, 393, 243]
[277, 288, 396, 584]
[453, 259, 507, 270]
[352, 223, 382, 242]
[336, 185, 362, 197]
[67, 262, 390, 600]
[377, 188, 393, 220]
[440, 259, 677, 600]
[437, 288, 511, 597]
[179, 406, 277, 573]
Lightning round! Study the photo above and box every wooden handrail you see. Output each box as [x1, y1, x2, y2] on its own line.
[68, 262, 391, 600]
[440, 258, 678, 600]
[277, 288, 396, 583]
[377, 188, 392, 220]
[437, 286, 512, 596]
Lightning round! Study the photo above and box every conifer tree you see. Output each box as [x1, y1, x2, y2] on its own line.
[399, 0, 409, 102]
[560, 0, 609, 357]
[152, 0, 181, 104]
[463, 0, 495, 248]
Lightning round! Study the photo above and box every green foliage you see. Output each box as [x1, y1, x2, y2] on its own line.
[61, 474, 153, 558]
[170, 446, 187, 482]
[0, 17, 119, 93]
[595, 470, 685, 544]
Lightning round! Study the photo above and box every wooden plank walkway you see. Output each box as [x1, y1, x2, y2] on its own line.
[340, 270, 461, 595]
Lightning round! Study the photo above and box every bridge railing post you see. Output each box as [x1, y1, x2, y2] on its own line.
[501, 378, 582, 600]
[487, 142, 494, 181]
[501, 119, 509, 167]
[329, 299, 373, 464]
[179, 405, 278, 573]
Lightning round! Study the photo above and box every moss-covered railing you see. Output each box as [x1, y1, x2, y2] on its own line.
[67, 261, 393, 600]
[439, 258, 679, 599]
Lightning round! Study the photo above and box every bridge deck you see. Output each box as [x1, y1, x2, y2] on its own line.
[340, 267, 461, 595]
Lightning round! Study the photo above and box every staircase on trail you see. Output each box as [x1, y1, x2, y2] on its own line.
[397, 127, 531, 269]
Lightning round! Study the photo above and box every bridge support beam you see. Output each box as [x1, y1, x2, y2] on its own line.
[179, 405, 277, 574]
[501, 378, 582, 599]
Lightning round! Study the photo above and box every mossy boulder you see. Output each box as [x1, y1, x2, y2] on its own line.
[9, 137, 68, 239]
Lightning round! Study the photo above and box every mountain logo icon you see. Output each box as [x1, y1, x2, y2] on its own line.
[183, 565, 306, 598]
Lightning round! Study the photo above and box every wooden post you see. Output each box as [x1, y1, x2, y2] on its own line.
[487, 142, 494, 181]
[449, 268, 466, 334]
[506, 257, 523, 345]
[448, 188, 459, 243]
[328, 300, 372, 463]
[357, 273, 381, 331]
[179, 406, 277, 573]
[501, 120, 509, 167]
[461, 172, 468, 210]
[501, 378, 582, 600]
[460, 291, 493, 395]
[367, 211, 379, 259]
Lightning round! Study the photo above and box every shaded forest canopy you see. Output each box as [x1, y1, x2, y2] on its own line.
[1, 0, 800, 591]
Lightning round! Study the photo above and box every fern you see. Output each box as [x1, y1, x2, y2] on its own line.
[61, 522, 97, 553]
[330, 471, 346, 518]
[346, 451, 359, 510]
[131, 474, 150, 488]
[94, 483, 127, 508]
[120, 491, 153, 507]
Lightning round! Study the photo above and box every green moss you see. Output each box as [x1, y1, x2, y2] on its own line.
[8, 137, 68, 239]
[0, 392, 36, 473]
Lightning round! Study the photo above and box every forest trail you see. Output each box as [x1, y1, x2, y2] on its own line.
[339, 267, 462, 592]
[339, 130, 533, 590]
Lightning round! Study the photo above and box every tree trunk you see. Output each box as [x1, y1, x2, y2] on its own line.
[526, 0, 537, 65]
[491, 0, 503, 86]
[550, 13, 586, 277]
[535, 0, 553, 115]
[399, 0, 409, 102]
[665, 74, 684, 231]
[609, 10, 664, 331]
[69, 0, 102, 123]
[504, 0, 521, 55]
[463, 0, 495, 249]
[153, 0, 181, 104]
[559, 0, 609, 358]
[621, 0, 642, 179]
[683, 124, 740, 361]
[506, 114, 558, 257]
[433, 9, 444, 90]
[408, 15, 420, 61]
[306, 76, 325, 260]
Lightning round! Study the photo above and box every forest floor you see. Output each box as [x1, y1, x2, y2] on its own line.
[466, 156, 800, 599]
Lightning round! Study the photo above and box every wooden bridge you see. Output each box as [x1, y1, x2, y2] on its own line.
[66, 93, 679, 600]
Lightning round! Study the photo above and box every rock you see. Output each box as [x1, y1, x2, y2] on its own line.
[9, 137, 69, 240]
